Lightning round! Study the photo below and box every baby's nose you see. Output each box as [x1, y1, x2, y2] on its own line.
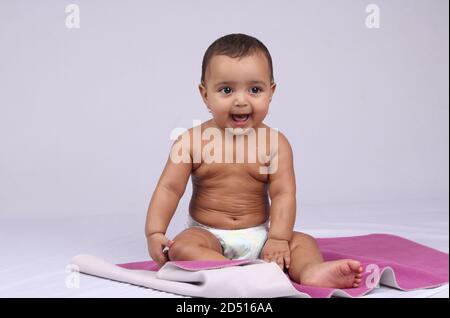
[234, 92, 248, 107]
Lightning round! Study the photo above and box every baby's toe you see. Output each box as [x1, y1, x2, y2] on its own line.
[347, 260, 362, 273]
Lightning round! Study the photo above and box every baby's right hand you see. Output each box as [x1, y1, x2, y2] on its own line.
[147, 233, 174, 268]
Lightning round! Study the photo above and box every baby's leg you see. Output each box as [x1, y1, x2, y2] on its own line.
[288, 232, 363, 288]
[168, 227, 227, 261]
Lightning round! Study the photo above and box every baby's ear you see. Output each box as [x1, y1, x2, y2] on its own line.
[198, 83, 210, 106]
[198, 83, 206, 96]
[269, 82, 276, 102]
[270, 82, 276, 94]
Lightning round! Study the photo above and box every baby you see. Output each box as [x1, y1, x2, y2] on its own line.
[145, 33, 363, 288]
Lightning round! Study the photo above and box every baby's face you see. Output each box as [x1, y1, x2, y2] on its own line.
[199, 53, 276, 131]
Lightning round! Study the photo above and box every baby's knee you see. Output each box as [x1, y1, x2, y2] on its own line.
[297, 232, 315, 241]
[290, 232, 317, 248]
[167, 240, 183, 260]
[167, 240, 196, 261]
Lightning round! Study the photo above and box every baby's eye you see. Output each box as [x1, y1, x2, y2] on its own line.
[220, 87, 233, 95]
[250, 87, 262, 94]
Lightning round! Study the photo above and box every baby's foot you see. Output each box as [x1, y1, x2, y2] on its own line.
[300, 259, 363, 288]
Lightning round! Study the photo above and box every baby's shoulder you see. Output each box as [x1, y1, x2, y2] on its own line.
[173, 121, 210, 141]
[257, 124, 291, 149]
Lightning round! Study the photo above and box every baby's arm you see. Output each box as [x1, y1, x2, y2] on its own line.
[262, 132, 296, 269]
[145, 130, 192, 266]
[267, 132, 296, 240]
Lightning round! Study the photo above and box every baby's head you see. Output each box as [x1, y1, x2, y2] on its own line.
[199, 33, 276, 132]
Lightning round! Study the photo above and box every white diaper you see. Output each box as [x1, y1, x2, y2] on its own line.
[186, 215, 269, 260]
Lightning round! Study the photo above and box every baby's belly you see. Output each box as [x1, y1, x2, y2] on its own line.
[189, 189, 270, 230]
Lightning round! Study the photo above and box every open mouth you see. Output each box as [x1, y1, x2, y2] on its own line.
[230, 114, 250, 123]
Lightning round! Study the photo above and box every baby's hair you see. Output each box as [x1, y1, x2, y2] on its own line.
[201, 33, 274, 85]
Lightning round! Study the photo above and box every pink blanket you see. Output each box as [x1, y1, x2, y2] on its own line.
[116, 234, 448, 297]
[71, 233, 448, 297]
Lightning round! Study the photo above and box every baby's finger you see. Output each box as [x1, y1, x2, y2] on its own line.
[284, 252, 291, 269]
[164, 239, 174, 248]
[156, 251, 168, 267]
[262, 253, 272, 263]
[276, 256, 284, 270]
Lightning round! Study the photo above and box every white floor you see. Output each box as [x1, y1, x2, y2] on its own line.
[0, 200, 448, 298]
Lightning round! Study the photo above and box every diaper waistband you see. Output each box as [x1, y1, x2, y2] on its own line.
[187, 214, 268, 231]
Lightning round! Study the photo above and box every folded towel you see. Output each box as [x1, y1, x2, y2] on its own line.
[71, 234, 448, 298]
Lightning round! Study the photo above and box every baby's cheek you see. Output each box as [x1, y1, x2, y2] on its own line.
[212, 112, 229, 124]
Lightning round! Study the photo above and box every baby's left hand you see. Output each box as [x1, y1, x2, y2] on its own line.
[261, 238, 291, 271]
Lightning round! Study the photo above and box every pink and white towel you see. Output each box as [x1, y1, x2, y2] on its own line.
[71, 234, 449, 298]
